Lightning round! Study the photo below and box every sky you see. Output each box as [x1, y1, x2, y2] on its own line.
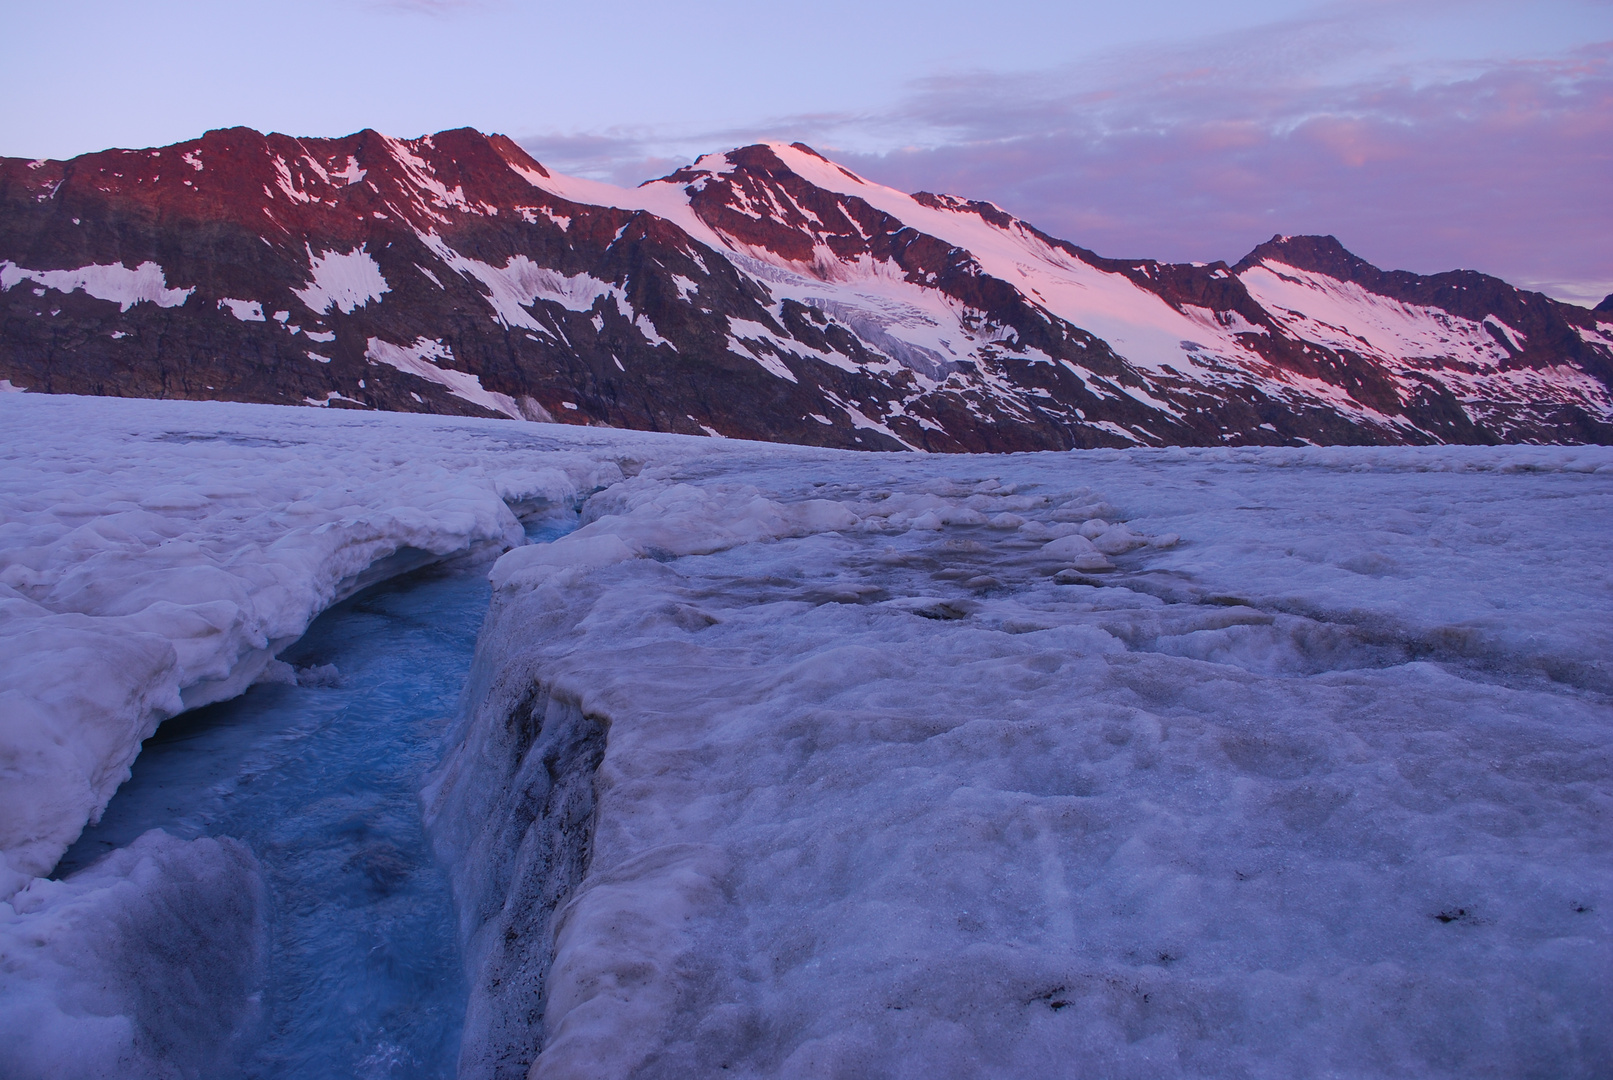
[2, 0, 1609, 304]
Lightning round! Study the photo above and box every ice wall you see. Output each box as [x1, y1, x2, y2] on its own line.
[425, 644, 606, 1080]
[426, 478, 868, 1078]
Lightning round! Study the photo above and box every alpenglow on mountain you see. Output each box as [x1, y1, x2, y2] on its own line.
[3, 127, 1611, 449]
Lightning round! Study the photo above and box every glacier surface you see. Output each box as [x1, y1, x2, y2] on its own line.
[1, 394, 1610, 1078]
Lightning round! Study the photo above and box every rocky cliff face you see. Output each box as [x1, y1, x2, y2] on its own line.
[3, 129, 1610, 448]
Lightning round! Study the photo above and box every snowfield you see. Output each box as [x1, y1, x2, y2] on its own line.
[2, 395, 1611, 1078]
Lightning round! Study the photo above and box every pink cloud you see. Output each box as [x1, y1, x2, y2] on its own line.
[826, 41, 1612, 303]
[515, 28, 1611, 306]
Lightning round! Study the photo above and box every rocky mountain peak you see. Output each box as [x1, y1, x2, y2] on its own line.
[2, 126, 1610, 448]
[1232, 234, 1370, 279]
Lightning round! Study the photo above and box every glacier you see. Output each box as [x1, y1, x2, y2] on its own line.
[1, 394, 1610, 1078]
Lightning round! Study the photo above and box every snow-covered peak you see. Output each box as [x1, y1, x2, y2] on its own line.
[2, 127, 1608, 450]
[625, 142, 1262, 377]
[1238, 260, 1517, 366]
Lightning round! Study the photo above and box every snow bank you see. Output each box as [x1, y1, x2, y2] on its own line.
[433, 440, 1613, 1079]
[0, 394, 623, 885]
[489, 476, 859, 591]
[0, 830, 265, 1080]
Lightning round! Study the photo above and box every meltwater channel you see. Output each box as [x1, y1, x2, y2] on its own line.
[57, 514, 576, 1079]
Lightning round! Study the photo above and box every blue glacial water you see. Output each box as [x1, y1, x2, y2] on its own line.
[58, 514, 574, 1079]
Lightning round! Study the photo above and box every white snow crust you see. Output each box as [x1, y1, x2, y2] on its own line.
[2, 395, 1610, 1078]
[523, 152, 1232, 403]
[1240, 262, 1513, 365]
[1, 259, 194, 312]
[652, 144, 1256, 377]
[433, 430, 1612, 1078]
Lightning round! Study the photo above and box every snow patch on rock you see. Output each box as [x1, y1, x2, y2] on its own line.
[1, 260, 193, 312]
[293, 245, 390, 315]
[416, 234, 624, 332]
[218, 297, 265, 322]
[365, 336, 526, 420]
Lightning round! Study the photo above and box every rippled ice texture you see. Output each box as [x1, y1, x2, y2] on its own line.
[439, 444, 1613, 1079]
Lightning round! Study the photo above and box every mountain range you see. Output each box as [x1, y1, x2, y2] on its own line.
[3, 126, 1611, 449]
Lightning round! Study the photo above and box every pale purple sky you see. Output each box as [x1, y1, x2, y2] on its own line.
[3, 0, 1608, 304]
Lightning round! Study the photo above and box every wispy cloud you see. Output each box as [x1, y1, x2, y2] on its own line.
[365, 0, 486, 15]
[516, 19, 1612, 305]
[516, 130, 687, 190]
[837, 32, 1613, 303]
